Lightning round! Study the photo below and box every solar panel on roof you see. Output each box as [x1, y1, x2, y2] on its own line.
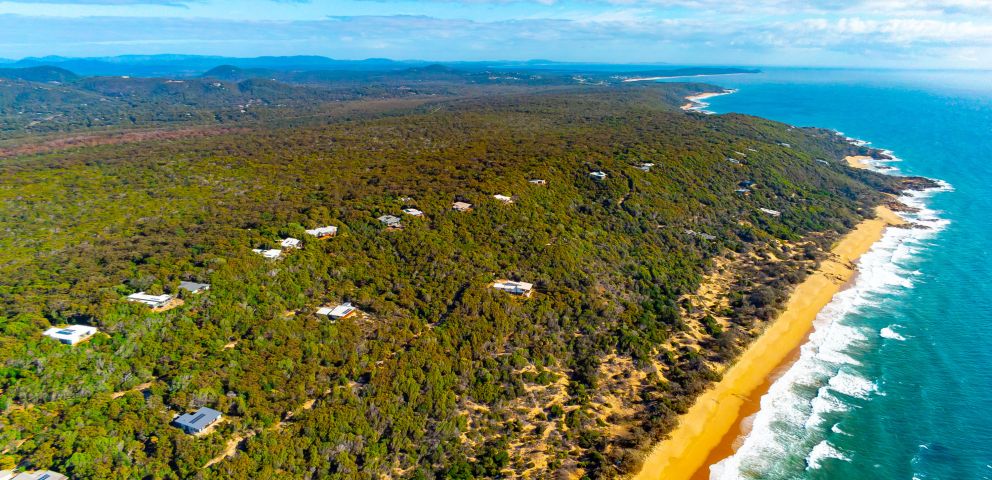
[40, 475, 51, 480]
[191, 413, 205, 423]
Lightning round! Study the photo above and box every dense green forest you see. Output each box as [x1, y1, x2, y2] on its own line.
[0, 79, 920, 479]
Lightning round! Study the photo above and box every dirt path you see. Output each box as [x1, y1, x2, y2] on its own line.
[110, 380, 156, 399]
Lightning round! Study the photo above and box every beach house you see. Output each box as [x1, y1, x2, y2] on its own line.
[253, 248, 282, 259]
[402, 208, 425, 217]
[281, 237, 301, 249]
[179, 281, 210, 294]
[589, 171, 607, 180]
[452, 201, 473, 212]
[127, 292, 176, 309]
[0, 469, 69, 480]
[305, 226, 338, 239]
[174, 407, 223, 435]
[43, 324, 98, 345]
[492, 280, 534, 297]
[378, 215, 402, 229]
[316, 302, 358, 320]
[493, 194, 514, 204]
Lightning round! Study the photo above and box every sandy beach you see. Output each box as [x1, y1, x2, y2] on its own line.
[846, 155, 873, 169]
[681, 91, 732, 111]
[632, 164, 906, 480]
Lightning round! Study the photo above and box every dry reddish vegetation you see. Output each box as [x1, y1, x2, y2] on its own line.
[0, 126, 242, 159]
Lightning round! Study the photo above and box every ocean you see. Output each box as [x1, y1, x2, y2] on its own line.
[669, 69, 992, 479]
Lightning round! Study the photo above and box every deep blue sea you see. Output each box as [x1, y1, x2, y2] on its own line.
[669, 69, 992, 480]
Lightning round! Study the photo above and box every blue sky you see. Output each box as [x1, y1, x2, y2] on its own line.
[1, 0, 991, 67]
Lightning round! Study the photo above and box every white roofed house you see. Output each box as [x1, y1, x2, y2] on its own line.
[253, 248, 282, 259]
[378, 214, 402, 229]
[43, 324, 98, 345]
[281, 237, 301, 249]
[637, 163, 654, 172]
[493, 194, 514, 204]
[127, 292, 180, 311]
[0, 469, 69, 480]
[760, 208, 782, 217]
[316, 302, 359, 320]
[528, 179, 547, 185]
[305, 225, 338, 239]
[492, 280, 534, 297]
[452, 201, 473, 212]
[589, 171, 607, 180]
[402, 208, 425, 217]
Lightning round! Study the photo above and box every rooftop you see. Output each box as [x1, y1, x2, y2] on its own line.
[402, 208, 424, 217]
[281, 237, 301, 249]
[43, 324, 97, 345]
[493, 194, 514, 203]
[127, 292, 174, 307]
[306, 225, 338, 237]
[174, 407, 222, 432]
[253, 248, 282, 259]
[179, 281, 210, 293]
[0, 470, 69, 480]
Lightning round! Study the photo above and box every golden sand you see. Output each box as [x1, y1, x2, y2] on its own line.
[632, 201, 905, 480]
[846, 155, 874, 169]
[681, 92, 728, 111]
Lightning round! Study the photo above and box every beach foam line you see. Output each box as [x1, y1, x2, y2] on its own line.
[631, 205, 905, 480]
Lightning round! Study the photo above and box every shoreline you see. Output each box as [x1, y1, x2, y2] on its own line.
[681, 90, 735, 112]
[632, 156, 907, 480]
[623, 73, 748, 83]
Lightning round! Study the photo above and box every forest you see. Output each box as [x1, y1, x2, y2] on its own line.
[0, 77, 923, 479]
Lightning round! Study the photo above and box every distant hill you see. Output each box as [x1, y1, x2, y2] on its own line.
[0, 65, 79, 83]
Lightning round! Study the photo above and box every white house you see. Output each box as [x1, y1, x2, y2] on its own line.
[0, 469, 69, 480]
[281, 237, 301, 249]
[317, 302, 358, 320]
[452, 201, 473, 212]
[528, 179, 547, 185]
[493, 194, 514, 204]
[305, 226, 338, 239]
[760, 208, 782, 217]
[589, 171, 607, 180]
[402, 208, 425, 217]
[637, 163, 654, 172]
[492, 280, 534, 297]
[43, 325, 98, 345]
[253, 248, 282, 259]
[127, 292, 175, 309]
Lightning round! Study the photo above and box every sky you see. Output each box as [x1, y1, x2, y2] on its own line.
[1, 0, 991, 68]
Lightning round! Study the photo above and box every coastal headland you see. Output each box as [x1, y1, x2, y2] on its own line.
[632, 157, 908, 480]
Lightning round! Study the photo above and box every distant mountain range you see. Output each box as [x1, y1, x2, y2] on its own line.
[0, 54, 758, 78]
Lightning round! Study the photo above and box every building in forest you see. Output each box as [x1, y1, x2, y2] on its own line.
[378, 215, 403, 229]
[760, 208, 782, 217]
[179, 281, 210, 294]
[316, 302, 358, 320]
[402, 208, 424, 217]
[127, 292, 176, 309]
[528, 179, 547, 185]
[589, 171, 607, 180]
[0, 469, 69, 480]
[637, 163, 654, 172]
[305, 226, 338, 239]
[492, 280, 534, 297]
[42, 325, 97, 345]
[452, 201, 473, 212]
[253, 248, 282, 259]
[281, 237, 301, 249]
[174, 407, 222, 435]
[493, 194, 514, 204]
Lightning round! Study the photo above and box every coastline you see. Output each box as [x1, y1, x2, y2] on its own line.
[681, 91, 735, 112]
[632, 157, 907, 480]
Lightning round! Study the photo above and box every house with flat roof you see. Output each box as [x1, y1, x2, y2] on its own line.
[589, 171, 607, 180]
[0, 469, 69, 480]
[528, 179, 547, 185]
[760, 208, 782, 217]
[493, 194, 514, 204]
[402, 208, 424, 217]
[378, 215, 402, 229]
[452, 201, 472, 212]
[127, 292, 175, 309]
[179, 281, 210, 294]
[281, 237, 301, 249]
[492, 280, 534, 297]
[305, 226, 338, 239]
[637, 163, 654, 172]
[43, 325, 97, 345]
[174, 407, 222, 435]
[317, 302, 358, 320]
[253, 248, 282, 259]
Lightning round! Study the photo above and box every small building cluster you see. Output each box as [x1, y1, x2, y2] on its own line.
[174, 406, 223, 435]
[43, 324, 97, 345]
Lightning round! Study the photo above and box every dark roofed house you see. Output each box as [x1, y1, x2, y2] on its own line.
[179, 281, 210, 294]
[174, 407, 222, 435]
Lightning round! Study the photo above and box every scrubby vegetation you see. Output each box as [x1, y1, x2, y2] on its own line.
[0, 79, 913, 479]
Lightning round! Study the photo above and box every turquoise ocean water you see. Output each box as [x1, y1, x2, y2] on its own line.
[669, 69, 992, 480]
